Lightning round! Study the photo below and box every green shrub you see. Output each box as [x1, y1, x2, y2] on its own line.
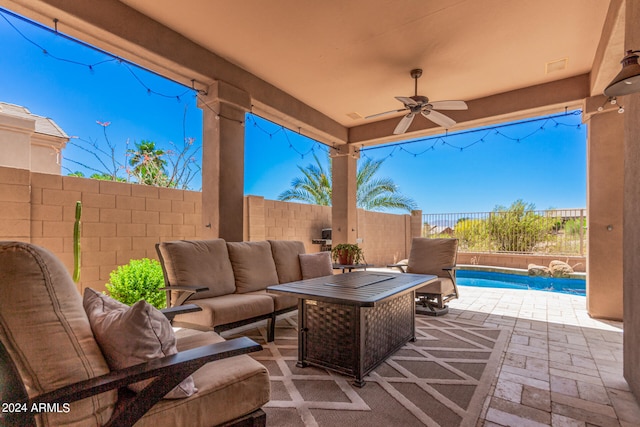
[105, 258, 166, 309]
[564, 218, 586, 236]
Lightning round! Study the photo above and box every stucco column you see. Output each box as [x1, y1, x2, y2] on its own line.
[583, 97, 624, 320]
[331, 144, 359, 245]
[623, 0, 640, 401]
[197, 81, 250, 241]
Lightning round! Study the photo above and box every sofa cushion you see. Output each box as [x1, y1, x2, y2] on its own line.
[245, 290, 298, 312]
[0, 241, 116, 426]
[416, 277, 456, 296]
[172, 293, 274, 328]
[134, 329, 270, 427]
[227, 241, 279, 293]
[83, 288, 196, 399]
[407, 238, 458, 277]
[299, 252, 333, 279]
[157, 239, 236, 301]
[268, 240, 305, 283]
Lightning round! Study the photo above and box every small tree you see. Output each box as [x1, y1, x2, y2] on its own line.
[486, 200, 555, 252]
[64, 121, 201, 189]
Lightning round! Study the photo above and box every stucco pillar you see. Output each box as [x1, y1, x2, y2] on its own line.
[197, 81, 250, 242]
[623, 0, 640, 401]
[331, 144, 359, 245]
[583, 98, 624, 320]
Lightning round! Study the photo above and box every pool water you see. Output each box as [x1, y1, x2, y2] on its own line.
[456, 269, 586, 296]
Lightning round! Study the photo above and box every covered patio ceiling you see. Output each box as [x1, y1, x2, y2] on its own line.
[0, 0, 623, 147]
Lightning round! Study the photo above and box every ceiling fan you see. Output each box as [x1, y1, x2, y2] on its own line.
[366, 68, 468, 134]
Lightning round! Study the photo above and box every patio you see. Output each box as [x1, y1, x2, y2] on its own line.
[223, 282, 639, 426]
[1, 0, 640, 424]
[448, 285, 638, 427]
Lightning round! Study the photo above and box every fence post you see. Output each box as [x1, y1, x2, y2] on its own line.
[579, 208, 585, 256]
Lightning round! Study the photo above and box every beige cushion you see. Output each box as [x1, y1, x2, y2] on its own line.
[135, 330, 270, 427]
[245, 290, 298, 311]
[416, 277, 456, 296]
[268, 240, 305, 283]
[299, 252, 333, 279]
[157, 239, 236, 301]
[0, 241, 116, 426]
[83, 288, 196, 399]
[172, 293, 274, 328]
[227, 241, 279, 293]
[407, 238, 458, 277]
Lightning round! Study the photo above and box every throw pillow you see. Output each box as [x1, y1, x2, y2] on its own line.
[82, 288, 197, 399]
[299, 252, 333, 279]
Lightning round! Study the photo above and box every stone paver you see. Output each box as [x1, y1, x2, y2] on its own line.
[444, 285, 640, 427]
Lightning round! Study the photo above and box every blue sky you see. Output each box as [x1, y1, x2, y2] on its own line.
[0, 8, 586, 214]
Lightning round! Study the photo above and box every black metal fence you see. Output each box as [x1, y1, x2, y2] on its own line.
[423, 209, 586, 255]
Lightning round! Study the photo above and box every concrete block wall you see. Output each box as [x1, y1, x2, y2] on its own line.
[359, 209, 414, 266]
[0, 167, 31, 241]
[457, 252, 586, 272]
[245, 195, 418, 265]
[1, 166, 202, 294]
[246, 195, 332, 254]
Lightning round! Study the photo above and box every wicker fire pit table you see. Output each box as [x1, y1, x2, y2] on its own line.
[268, 271, 436, 387]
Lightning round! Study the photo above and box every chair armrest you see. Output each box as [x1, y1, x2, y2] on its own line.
[386, 263, 408, 273]
[160, 303, 202, 322]
[23, 337, 262, 427]
[159, 285, 209, 307]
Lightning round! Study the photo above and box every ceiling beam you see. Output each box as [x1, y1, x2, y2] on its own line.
[590, 0, 625, 96]
[348, 74, 590, 147]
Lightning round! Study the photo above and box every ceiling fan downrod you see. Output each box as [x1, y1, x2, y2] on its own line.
[410, 68, 423, 96]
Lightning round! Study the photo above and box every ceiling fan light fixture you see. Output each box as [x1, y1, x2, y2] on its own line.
[604, 50, 640, 97]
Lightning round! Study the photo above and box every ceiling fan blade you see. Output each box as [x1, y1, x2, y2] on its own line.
[364, 108, 407, 119]
[421, 110, 456, 128]
[429, 100, 468, 110]
[393, 113, 415, 134]
[395, 96, 419, 107]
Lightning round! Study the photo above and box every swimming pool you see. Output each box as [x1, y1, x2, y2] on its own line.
[456, 269, 586, 296]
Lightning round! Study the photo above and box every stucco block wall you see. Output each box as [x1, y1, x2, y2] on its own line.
[1, 166, 202, 294]
[0, 167, 31, 240]
[246, 195, 332, 253]
[358, 209, 413, 266]
[244, 195, 417, 264]
[457, 252, 586, 272]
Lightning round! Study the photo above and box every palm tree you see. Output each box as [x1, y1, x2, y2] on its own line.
[278, 154, 417, 212]
[127, 140, 168, 186]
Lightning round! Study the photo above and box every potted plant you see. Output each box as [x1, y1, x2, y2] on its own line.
[331, 243, 364, 265]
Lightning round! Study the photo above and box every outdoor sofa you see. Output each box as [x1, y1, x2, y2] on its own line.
[156, 239, 332, 342]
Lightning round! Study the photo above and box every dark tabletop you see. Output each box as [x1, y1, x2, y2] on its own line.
[268, 271, 436, 306]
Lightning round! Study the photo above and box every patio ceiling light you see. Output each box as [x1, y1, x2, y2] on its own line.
[604, 50, 640, 97]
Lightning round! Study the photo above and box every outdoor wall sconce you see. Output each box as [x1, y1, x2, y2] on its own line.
[604, 50, 640, 97]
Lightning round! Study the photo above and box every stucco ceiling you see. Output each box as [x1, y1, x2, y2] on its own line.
[120, 0, 611, 128]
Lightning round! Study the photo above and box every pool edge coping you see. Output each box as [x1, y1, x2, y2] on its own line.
[457, 264, 586, 280]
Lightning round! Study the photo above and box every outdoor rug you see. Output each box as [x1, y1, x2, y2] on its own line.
[228, 314, 508, 427]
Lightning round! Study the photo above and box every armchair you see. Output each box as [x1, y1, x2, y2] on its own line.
[389, 237, 459, 316]
[0, 241, 269, 427]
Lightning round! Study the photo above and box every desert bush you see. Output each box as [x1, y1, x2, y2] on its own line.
[487, 200, 555, 252]
[454, 218, 490, 251]
[105, 258, 166, 309]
